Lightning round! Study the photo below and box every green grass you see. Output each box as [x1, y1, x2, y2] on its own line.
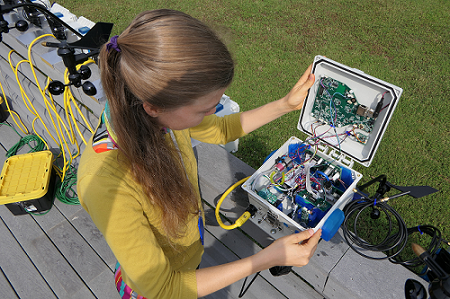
[57, 0, 450, 246]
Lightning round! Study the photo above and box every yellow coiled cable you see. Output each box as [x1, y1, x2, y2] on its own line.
[215, 177, 252, 230]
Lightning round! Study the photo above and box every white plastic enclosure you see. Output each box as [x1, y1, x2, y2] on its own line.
[242, 136, 362, 237]
[299, 56, 403, 167]
[241, 56, 402, 239]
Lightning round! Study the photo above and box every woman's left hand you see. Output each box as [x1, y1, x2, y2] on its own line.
[283, 64, 315, 111]
[240, 64, 315, 134]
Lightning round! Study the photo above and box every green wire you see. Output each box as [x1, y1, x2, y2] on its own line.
[2, 121, 80, 213]
[6, 134, 46, 157]
[55, 166, 80, 205]
[1, 121, 46, 157]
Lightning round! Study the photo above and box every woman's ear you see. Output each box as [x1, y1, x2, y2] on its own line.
[143, 102, 160, 117]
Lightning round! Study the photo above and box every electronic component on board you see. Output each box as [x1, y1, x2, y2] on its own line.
[312, 76, 379, 134]
[250, 142, 353, 229]
[243, 56, 402, 241]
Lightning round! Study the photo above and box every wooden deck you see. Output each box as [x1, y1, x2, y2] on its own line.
[0, 8, 424, 297]
[0, 118, 324, 299]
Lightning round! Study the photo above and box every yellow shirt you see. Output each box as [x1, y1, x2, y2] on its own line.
[77, 113, 245, 298]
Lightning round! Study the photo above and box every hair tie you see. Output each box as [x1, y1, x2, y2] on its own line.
[106, 35, 121, 52]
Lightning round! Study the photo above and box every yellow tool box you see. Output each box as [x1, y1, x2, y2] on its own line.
[0, 151, 56, 215]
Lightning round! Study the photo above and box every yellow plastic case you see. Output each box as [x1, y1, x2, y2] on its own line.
[0, 151, 55, 215]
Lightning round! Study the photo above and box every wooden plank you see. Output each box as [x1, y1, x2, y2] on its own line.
[323, 247, 426, 299]
[0, 213, 56, 298]
[0, 267, 19, 299]
[53, 203, 117, 271]
[1, 14, 105, 117]
[0, 56, 91, 153]
[30, 204, 119, 298]
[201, 228, 287, 299]
[0, 119, 21, 166]
[0, 147, 5, 170]
[197, 142, 345, 295]
[0, 42, 100, 132]
[203, 204, 324, 299]
[293, 229, 351, 293]
[0, 206, 95, 298]
[50, 119, 116, 272]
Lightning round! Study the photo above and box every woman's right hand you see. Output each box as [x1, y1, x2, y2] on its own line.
[256, 229, 322, 269]
[196, 228, 321, 297]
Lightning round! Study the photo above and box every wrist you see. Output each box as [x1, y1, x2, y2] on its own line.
[277, 96, 296, 115]
[251, 247, 278, 271]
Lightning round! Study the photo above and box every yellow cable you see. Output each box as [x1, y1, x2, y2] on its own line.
[40, 79, 75, 181]
[8, 52, 37, 115]
[7, 110, 28, 132]
[31, 117, 49, 149]
[8, 52, 54, 147]
[6, 32, 95, 180]
[215, 177, 252, 230]
[27, 34, 54, 93]
[23, 34, 73, 180]
[27, 35, 70, 150]
[62, 83, 82, 144]
[269, 170, 285, 186]
[63, 59, 96, 145]
[26, 34, 88, 178]
[0, 78, 29, 134]
[67, 61, 95, 134]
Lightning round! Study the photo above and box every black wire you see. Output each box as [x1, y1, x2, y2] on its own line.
[238, 271, 260, 298]
[7, 2, 83, 38]
[342, 197, 409, 260]
[389, 225, 443, 270]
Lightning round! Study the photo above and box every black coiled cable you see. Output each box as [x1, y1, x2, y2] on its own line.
[342, 197, 409, 260]
[390, 225, 443, 270]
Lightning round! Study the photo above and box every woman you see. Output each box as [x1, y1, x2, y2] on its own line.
[77, 9, 320, 299]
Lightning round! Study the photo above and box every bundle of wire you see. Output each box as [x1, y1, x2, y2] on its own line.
[0, 33, 93, 209]
[342, 196, 409, 260]
[55, 165, 79, 205]
[2, 122, 47, 157]
[390, 225, 445, 273]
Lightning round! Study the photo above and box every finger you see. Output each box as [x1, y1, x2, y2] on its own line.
[291, 229, 314, 243]
[296, 64, 313, 86]
[304, 229, 322, 248]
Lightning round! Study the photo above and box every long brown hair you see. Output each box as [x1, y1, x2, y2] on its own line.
[99, 9, 234, 238]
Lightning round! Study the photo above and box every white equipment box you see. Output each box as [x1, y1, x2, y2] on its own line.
[192, 94, 240, 152]
[242, 56, 403, 241]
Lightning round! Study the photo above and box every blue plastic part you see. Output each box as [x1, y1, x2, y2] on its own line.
[295, 195, 315, 210]
[339, 166, 354, 187]
[337, 165, 357, 199]
[321, 209, 345, 241]
[263, 149, 277, 163]
[78, 26, 91, 34]
[288, 143, 310, 163]
[315, 170, 330, 181]
[309, 207, 327, 227]
[276, 202, 283, 211]
[215, 103, 224, 114]
[54, 12, 63, 18]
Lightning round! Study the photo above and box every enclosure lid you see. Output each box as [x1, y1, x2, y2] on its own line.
[0, 151, 53, 205]
[298, 56, 403, 167]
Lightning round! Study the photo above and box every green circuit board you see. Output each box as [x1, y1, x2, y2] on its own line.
[311, 77, 375, 134]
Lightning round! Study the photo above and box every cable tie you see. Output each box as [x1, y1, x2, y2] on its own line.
[373, 198, 377, 206]
[418, 226, 423, 235]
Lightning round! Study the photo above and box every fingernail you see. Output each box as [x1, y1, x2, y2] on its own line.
[308, 229, 314, 236]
